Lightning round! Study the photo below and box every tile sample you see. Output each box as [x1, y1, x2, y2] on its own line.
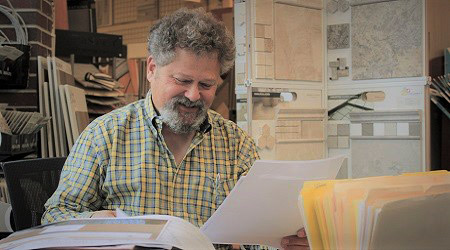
[264, 25, 273, 39]
[255, 38, 265, 52]
[337, 0, 350, 12]
[384, 122, 397, 136]
[327, 0, 338, 13]
[337, 124, 350, 136]
[255, 52, 266, 65]
[255, 0, 272, 25]
[266, 65, 274, 78]
[274, 3, 322, 81]
[327, 23, 350, 49]
[397, 122, 409, 136]
[301, 120, 324, 139]
[255, 24, 265, 38]
[338, 136, 349, 148]
[352, 139, 421, 178]
[276, 142, 324, 160]
[329, 57, 349, 80]
[328, 123, 338, 136]
[373, 123, 385, 136]
[362, 123, 373, 136]
[351, 0, 423, 80]
[350, 123, 362, 136]
[409, 122, 421, 136]
[328, 136, 338, 148]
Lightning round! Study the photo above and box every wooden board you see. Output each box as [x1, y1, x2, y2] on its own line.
[274, 3, 322, 81]
[59, 85, 74, 150]
[47, 57, 62, 157]
[65, 85, 90, 141]
[51, 57, 75, 156]
[37, 56, 49, 157]
[42, 82, 55, 157]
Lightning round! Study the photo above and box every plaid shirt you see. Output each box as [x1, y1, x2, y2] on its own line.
[42, 92, 259, 228]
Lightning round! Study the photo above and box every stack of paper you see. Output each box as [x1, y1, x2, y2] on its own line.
[73, 63, 125, 117]
[299, 171, 450, 250]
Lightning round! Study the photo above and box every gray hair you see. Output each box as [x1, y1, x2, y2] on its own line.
[147, 8, 235, 75]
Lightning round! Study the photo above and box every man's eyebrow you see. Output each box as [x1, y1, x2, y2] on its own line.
[174, 73, 218, 83]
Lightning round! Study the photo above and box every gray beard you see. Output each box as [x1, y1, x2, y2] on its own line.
[159, 96, 207, 134]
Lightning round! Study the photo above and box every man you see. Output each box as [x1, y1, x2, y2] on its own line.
[42, 8, 307, 250]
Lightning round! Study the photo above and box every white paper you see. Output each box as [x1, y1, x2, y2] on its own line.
[201, 155, 345, 248]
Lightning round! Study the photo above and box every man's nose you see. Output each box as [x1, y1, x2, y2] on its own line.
[184, 83, 201, 102]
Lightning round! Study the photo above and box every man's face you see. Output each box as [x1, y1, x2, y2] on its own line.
[147, 49, 221, 134]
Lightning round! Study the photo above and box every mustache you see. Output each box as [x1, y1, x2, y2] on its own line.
[172, 96, 205, 109]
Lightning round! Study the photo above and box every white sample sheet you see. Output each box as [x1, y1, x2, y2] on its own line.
[201, 155, 345, 248]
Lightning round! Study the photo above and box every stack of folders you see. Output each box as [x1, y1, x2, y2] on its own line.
[299, 171, 450, 250]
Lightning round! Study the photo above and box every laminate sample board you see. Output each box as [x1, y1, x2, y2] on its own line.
[274, 3, 322, 81]
[351, 0, 423, 80]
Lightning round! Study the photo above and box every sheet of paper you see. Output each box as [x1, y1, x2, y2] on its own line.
[201, 155, 345, 248]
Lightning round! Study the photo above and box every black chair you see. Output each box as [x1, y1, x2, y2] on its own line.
[0, 157, 66, 231]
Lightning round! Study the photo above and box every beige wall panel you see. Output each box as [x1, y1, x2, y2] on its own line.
[255, 0, 273, 25]
[275, 142, 324, 160]
[274, 4, 322, 81]
[301, 120, 324, 139]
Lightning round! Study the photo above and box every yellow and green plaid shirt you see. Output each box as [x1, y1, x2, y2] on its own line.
[42, 92, 259, 228]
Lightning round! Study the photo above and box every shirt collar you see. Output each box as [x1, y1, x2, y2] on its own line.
[144, 92, 212, 134]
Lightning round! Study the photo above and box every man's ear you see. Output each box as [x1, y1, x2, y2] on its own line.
[147, 56, 157, 82]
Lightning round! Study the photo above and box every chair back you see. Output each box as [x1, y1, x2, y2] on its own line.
[1, 157, 66, 231]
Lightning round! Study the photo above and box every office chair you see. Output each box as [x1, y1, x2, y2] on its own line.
[1, 157, 66, 231]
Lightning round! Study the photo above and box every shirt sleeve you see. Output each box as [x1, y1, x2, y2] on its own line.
[236, 128, 260, 177]
[41, 126, 106, 224]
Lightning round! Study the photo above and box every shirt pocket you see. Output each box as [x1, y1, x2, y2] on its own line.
[202, 176, 236, 210]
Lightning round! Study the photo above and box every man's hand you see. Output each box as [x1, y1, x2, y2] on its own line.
[91, 210, 117, 218]
[280, 228, 309, 250]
